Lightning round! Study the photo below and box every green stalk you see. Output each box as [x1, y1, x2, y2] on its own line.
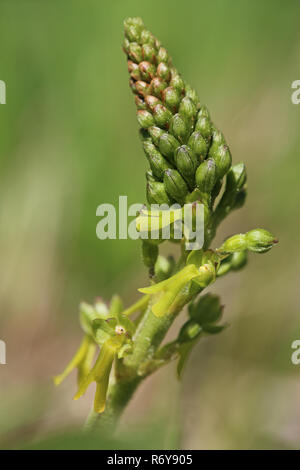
[85, 283, 201, 432]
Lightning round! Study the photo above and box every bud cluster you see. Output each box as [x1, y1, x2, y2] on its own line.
[123, 17, 232, 208]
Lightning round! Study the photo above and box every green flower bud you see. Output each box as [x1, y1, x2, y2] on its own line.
[216, 261, 231, 277]
[230, 251, 248, 270]
[146, 181, 172, 205]
[137, 110, 155, 128]
[142, 240, 159, 268]
[157, 47, 169, 63]
[154, 255, 175, 282]
[188, 131, 208, 161]
[128, 60, 141, 80]
[128, 42, 143, 63]
[208, 128, 226, 157]
[195, 158, 217, 193]
[169, 113, 189, 142]
[145, 95, 162, 111]
[195, 115, 212, 141]
[148, 126, 164, 146]
[226, 163, 247, 192]
[188, 293, 223, 325]
[135, 80, 150, 96]
[179, 97, 197, 121]
[178, 319, 201, 343]
[158, 133, 180, 163]
[197, 105, 210, 119]
[164, 168, 189, 204]
[193, 263, 216, 288]
[170, 70, 185, 93]
[123, 38, 130, 54]
[149, 77, 167, 97]
[139, 61, 156, 82]
[233, 189, 247, 210]
[157, 62, 171, 82]
[135, 95, 147, 110]
[143, 140, 171, 180]
[174, 145, 198, 187]
[129, 78, 138, 94]
[162, 86, 181, 111]
[212, 144, 232, 179]
[185, 85, 200, 106]
[220, 234, 247, 253]
[124, 18, 143, 42]
[140, 29, 156, 46]
[246, 229, 278, 253]
[153, 104, 173, 127]
[142, 43, 156, 63]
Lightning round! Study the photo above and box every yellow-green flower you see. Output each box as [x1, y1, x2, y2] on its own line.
[139, 262, 216, 317]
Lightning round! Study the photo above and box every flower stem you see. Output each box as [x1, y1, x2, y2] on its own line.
[85, 282, 201, 433]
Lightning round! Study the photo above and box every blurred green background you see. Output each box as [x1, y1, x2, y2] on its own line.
[0, 0, 299, 449]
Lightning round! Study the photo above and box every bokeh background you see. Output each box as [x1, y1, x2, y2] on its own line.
[0, 0, 299, 450]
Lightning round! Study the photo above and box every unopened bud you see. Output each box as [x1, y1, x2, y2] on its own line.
[153, 104, 173, 128]
[142, 43, 156, 63]
[146, 181, 172, 205]
[150, 77, 167, 97]
[145, 95, 161, 111]
[170, 70, 185, 93]
[162, 87, 181, 112]
[128, 60, 141, 80]
[164, 168, 189, 204]
[189, 293, 223, 325]
[233, 189, 247, 210]
[169, 113, 189, 142]
[148, 126, 164, 146]
[208, 128, 226, 158]
[154, 255, 175, 282]
[157, 62, 171, 82]
[246, 229, 278, 253]
[159, 133, 180, 163]
[230, 251, 248, 270]
[185, 85, 200, 106]
[195, 115, 212, 141]
[139, 61, 156, 81]
[179, 97, 197, 121]
[143, 141, 171, 180]
[140, 29, 156, 46]
[188, 131, 208, 161]
[195, 158, 217, 193]
[226, 163, 247, 192]
[157, 47, 169, 63]
[194, 263, 215, 288]
[137, 110, 155, 128]
[136, 80, 150, 96]
[220, 234, 247, 253]
[142, 240, 159, 268]
[174, 145, 198, 187]
[178, 319, 201, 343]
[135, 95, 147, 110]
[212, 144, 232, 179]
[197, 105, 210, 119]
[124, 18, 143, 42]
[128, 42, 143, 63]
